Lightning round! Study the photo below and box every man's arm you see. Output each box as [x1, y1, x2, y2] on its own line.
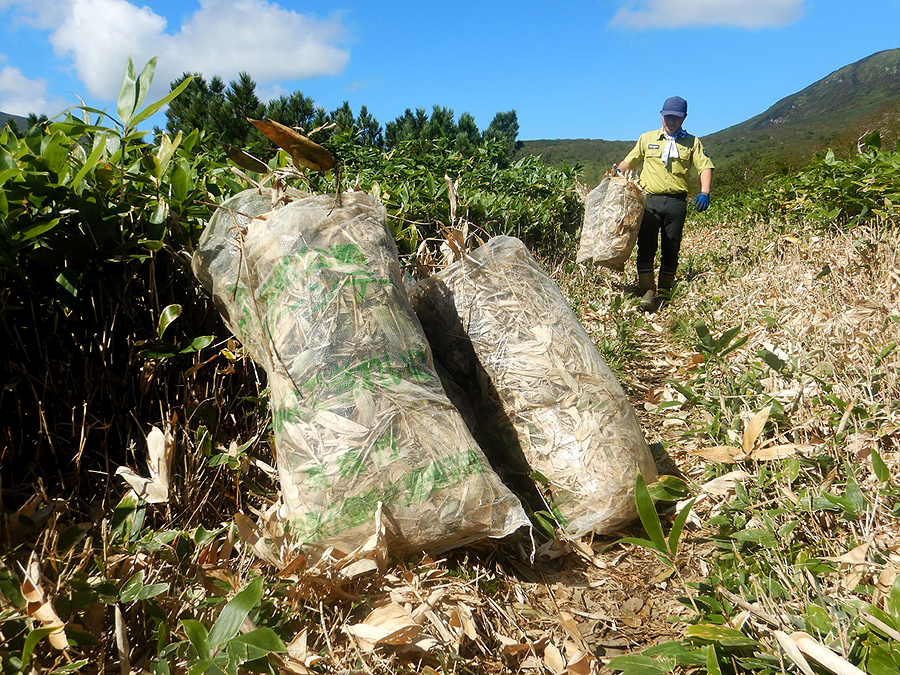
[699, 167, 712, 194]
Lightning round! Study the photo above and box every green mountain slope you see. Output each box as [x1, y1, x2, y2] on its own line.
[520, 48, 900, 193]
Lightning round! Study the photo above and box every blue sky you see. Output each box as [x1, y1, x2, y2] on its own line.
[0, 0, 898, 141]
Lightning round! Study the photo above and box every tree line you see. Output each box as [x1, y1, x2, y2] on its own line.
[162, 71, 523, 161]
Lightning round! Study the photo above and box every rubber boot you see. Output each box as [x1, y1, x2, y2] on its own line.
[657, 272, 676, 307]
[638, 272, 656, 312]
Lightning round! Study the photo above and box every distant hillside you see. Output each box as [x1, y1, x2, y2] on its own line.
[520, 48, 900, 193]
[0, 111, 30, 133]
[517, 138, 633, 188]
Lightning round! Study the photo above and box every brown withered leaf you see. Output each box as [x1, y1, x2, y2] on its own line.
[690, 445, 745, 463]
[223, 144, 269, 173]
[343, 603, 422, 651]
[248, 118, 334, 172]
[742, 406, 771, 454]
[750, 443, 811, 461]
[22, 553, 67, 650]
[543, 642, 566, 675]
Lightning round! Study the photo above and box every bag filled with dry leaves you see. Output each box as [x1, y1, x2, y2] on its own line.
[576, 173, 645, 270]
[192, 189, 529, 555]
[409, 236, 657, 536]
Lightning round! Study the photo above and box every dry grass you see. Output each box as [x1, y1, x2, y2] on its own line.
[3, 214, 900, 674]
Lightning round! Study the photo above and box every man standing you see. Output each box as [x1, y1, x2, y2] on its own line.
[617, 96, 714, 312]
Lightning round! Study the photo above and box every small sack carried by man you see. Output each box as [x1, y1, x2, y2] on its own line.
[192, 189, 529, 556]
[409, 236, 658, 537]
[576, 173, 645, 270]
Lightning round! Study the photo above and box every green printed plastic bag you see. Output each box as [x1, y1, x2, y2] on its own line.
[193, 189, 528, 555]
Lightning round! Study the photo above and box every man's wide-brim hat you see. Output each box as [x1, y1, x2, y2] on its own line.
[660, 96, 688, 117]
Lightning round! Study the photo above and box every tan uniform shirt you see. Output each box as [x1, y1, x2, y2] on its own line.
[623, 128, 715, 195]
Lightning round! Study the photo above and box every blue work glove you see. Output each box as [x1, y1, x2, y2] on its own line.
[694, 192, 710, 212]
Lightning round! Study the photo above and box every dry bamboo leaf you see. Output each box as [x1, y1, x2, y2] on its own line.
[543, 642, 566, 675]
[773, 630, 816, 675]
[343, 603, 422, 650]
[115, 426, 170, 504]
[789, 631, 867, 675]
[750, 443, 816, 461]
[21, 553, 67, 650]
[564, 647, 594, 675]
[700, 471, 752, 496]
[497, 634, 532, 655]
[223, 144, 269, 173]
[860, 611, 900, 642]
[114, 605, 130, 674]
[690, 445, 745, 463]
[234, 513, 284, 567]
[248, 118, 334, 172]
[557, 612, 588, 652]
[823, 542, 869, 565]
[281, 630, 323, 673]
[335, 502, 389, 579]
[742, 406, 771, 454]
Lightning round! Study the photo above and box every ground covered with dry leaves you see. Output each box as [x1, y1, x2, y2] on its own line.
[3, 214, 900, 674]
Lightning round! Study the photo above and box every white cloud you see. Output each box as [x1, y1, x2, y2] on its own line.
[167, 0, 349, 82]
[610, 0, 805, 29]
[0, 60, 66, 115]
[49, 0, 167, 99]
[4, 0, 350, 103]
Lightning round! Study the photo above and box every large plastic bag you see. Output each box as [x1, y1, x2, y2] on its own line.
[409, 236, 657, 536]
[192, 189, 529, 555]
[576, 174, 645, 270]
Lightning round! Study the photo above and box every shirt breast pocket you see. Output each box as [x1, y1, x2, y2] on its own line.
[673, 144, 693, 170]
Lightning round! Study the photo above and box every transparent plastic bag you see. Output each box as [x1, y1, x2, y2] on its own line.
[576, 174, 645, 270]
[192, 189, 529, 554]
[410, 236, 657, 536]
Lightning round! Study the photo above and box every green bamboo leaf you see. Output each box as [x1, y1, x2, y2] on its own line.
[617, 536, 667, 553]
[225, 627, 286, 665]
[119, 571, 145, 603]
[706, 644, 723, 675]
[132, 57, 158, 120]
[667, 497, 696, 558]
[70, 132, 108, 190]
[759, 349, 787, 373]
[22, 626, 61, 666]
[179, 335, 215, 354]
[871, 448, 890, 483]
[685, 624, 758, 647]
[606, 654, 674, 674]
[15, 218, 60, 243]
[694, 321, 715, 352]
[49, 660, 91, 673]
[208, 577, 263, 651]
[130, 75, 195, 130]
[158, 304, 182, 340]
[634, 473, 668, 555]
[647, 475, 690, 501]
[181, 619, 211, 661]
[132, 583, 169, 601]
[117, 57, 138, 128]
[56, 270, 78, 299]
